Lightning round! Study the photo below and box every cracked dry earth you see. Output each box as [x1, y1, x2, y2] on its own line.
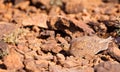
[0, 0, 120, 72]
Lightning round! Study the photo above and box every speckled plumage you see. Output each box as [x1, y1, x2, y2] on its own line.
[70, 35, 112, 59]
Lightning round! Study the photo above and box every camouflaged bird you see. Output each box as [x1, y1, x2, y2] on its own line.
[69, 35, 113, 59]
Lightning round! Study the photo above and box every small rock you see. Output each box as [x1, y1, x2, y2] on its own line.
[115, 37, 120, 45]
[56, 53, 65, 61]
[24, 51, 38, 59]
[27, 37, 41, 51]
[107, 42, 120, 62]
[3, 48, 24, 70]
[65, 0, 84, 13]
[63, 56, 82, 68]
[0, 22, 17, 40]
[52, 46, 62, 53]
[40, 30, 55, 38]
[3, 11, 12, 21]
[65, 0, 102, 14]
[56, 36, 70, 51]
[24, 59, 40, 72]
[0, 69, 8, 72]
[63, 60, 80, 68]
[68, 67, 94, 72]
[17, 41, 30, 53]
[36, 52, 53, 60]
[22, 13, 48, 28]
[35, 59, 49, 69]
[49, 62, 94, 72]
[94, 61, 120, 72]
[49, 64, 63, 72]
[0, 41, 9, 58]
[41, 39, 62, 53]
[15, 1, 30, 10]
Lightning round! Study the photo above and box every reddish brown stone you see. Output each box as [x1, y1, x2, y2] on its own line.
[3, 48, 24, 70]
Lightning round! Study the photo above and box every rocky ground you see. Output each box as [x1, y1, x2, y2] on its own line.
[0, 0, 120, 72]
